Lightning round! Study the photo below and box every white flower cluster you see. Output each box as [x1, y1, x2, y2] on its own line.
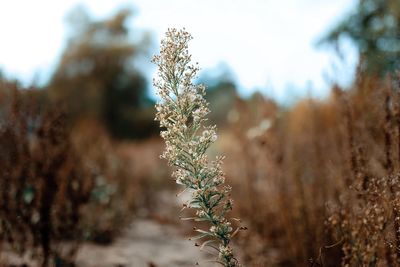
[153, 28, 240, 267]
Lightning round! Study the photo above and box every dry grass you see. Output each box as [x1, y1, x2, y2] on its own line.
[3, 72, 400, 267]
[218, 74, 400, 266]
[0, 83, 163, 266]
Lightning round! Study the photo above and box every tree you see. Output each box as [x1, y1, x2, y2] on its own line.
[205, 81, 238, 125]
[321, 0, 400, 75]
[49, 6, 156, 139]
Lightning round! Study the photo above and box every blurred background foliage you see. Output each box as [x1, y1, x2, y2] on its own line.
[48, 7, 157, 139]
[1, 0, 400, 266]
[321, 0, 400, 75]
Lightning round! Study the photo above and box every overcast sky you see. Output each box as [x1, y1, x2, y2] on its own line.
[0, 0, 358, 101]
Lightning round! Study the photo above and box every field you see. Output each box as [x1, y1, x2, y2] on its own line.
[2, 66, 400, 266]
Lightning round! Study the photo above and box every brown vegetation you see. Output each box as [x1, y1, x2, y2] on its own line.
[0, 82, 159, 266]
[219, 74, 400, 266]
[4, 73, 400, 266]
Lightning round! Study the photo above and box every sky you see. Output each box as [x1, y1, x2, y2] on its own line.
[0, 0, 359, 102]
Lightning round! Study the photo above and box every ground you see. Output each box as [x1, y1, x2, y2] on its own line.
[76, 219, 212, 267]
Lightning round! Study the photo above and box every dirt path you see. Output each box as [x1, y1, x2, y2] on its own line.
[76, 219, 213, 267]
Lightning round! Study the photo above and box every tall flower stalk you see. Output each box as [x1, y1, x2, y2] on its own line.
[153, 28, 242, 266]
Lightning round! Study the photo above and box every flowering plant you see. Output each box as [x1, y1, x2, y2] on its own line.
[153, 28, 242, 266]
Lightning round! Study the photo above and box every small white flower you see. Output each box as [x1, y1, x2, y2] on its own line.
[153, 28, 240, 267]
